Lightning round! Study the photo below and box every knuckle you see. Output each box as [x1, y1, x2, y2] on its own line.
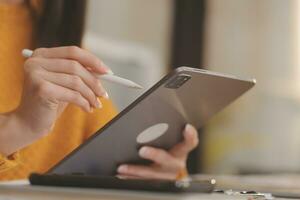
[71, 76, 82, 89]
[33, 48, 47, 56]
[24, 57, 39, 71]
[67, 46, 80, 57]
[68, 60, 80, 74]
[25, 67, 43, 82]
[72, 91, 83, 102]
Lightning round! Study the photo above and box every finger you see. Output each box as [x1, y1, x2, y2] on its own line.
[115, 174, 141, 180]
[32, 46, 111, 74]
[41, 71, 102, 109]
[37, 58, 107, 98]
[117, 164, 176, 180]
[138, 146, 182, 170]
[38, 81, 91, 112]
[169, 124, 199, 158]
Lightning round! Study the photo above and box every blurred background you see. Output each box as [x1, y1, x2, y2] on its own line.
[84, 0, 300, 175]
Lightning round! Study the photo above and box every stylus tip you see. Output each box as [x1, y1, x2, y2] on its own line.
[131, 83, 143, 89]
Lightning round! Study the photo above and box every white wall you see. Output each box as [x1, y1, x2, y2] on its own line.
[85, 0, 173, 110]
[87, 0, 173, 70]
[203, 0, 300, 173]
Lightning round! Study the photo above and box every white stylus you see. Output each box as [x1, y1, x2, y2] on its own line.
[22, 49, 143, 89]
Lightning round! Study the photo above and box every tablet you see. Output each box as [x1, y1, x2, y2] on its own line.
[48, 66, 255, 175]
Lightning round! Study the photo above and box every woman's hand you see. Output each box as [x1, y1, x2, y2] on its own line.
[117, 124, 199, 180]
[1, 46, 110, 156]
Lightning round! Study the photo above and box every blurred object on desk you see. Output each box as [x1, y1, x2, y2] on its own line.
[194, 174, 300, 198]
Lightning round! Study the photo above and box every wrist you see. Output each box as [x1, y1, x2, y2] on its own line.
[11, 110, 47, 140]
[0, 112, 41, 156]
[10, 111, 34, 137]
[0, 112, 30, 156]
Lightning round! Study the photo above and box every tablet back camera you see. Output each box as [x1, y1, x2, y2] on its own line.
[165, 74, 191, 89]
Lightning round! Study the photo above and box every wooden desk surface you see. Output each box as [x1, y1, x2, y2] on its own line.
[0, 177, 297, 200]
[0, 180, 246, 200]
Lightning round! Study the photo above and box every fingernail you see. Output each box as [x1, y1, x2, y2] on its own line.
[184, 124, 194, 136]
[139, 147, 149, 157]
[106, 69, 114, 75]
[116, 175, 127, 180]
[97, 81, 105, 97]
[89, 107, 94, 113]
[103, 92, 109, 99]
[185, 124, 193, 131]
[117, 165, 128, 173]
[96, 97, 102, 108]
[100, 61, 114, 75]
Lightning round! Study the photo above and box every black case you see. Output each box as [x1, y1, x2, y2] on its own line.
[29, 173, 215, 193]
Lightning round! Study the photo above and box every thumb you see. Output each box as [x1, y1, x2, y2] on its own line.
[169, 124, 199, 158]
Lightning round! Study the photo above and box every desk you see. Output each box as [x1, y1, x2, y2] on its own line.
[194, 174, 300, 199]
[0, 177, 297, 200]
[0, 180, 246, 200]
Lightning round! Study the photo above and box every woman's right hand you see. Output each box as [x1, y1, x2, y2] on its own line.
[15, 46, 110, 139]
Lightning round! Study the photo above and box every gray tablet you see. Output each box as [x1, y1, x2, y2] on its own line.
[48, 66, 255, 175]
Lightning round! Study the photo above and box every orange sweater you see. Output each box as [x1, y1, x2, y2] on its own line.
[0, 3, 117, 180]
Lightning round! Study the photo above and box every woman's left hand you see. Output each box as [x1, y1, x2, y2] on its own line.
[117, 124, 199, 180]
